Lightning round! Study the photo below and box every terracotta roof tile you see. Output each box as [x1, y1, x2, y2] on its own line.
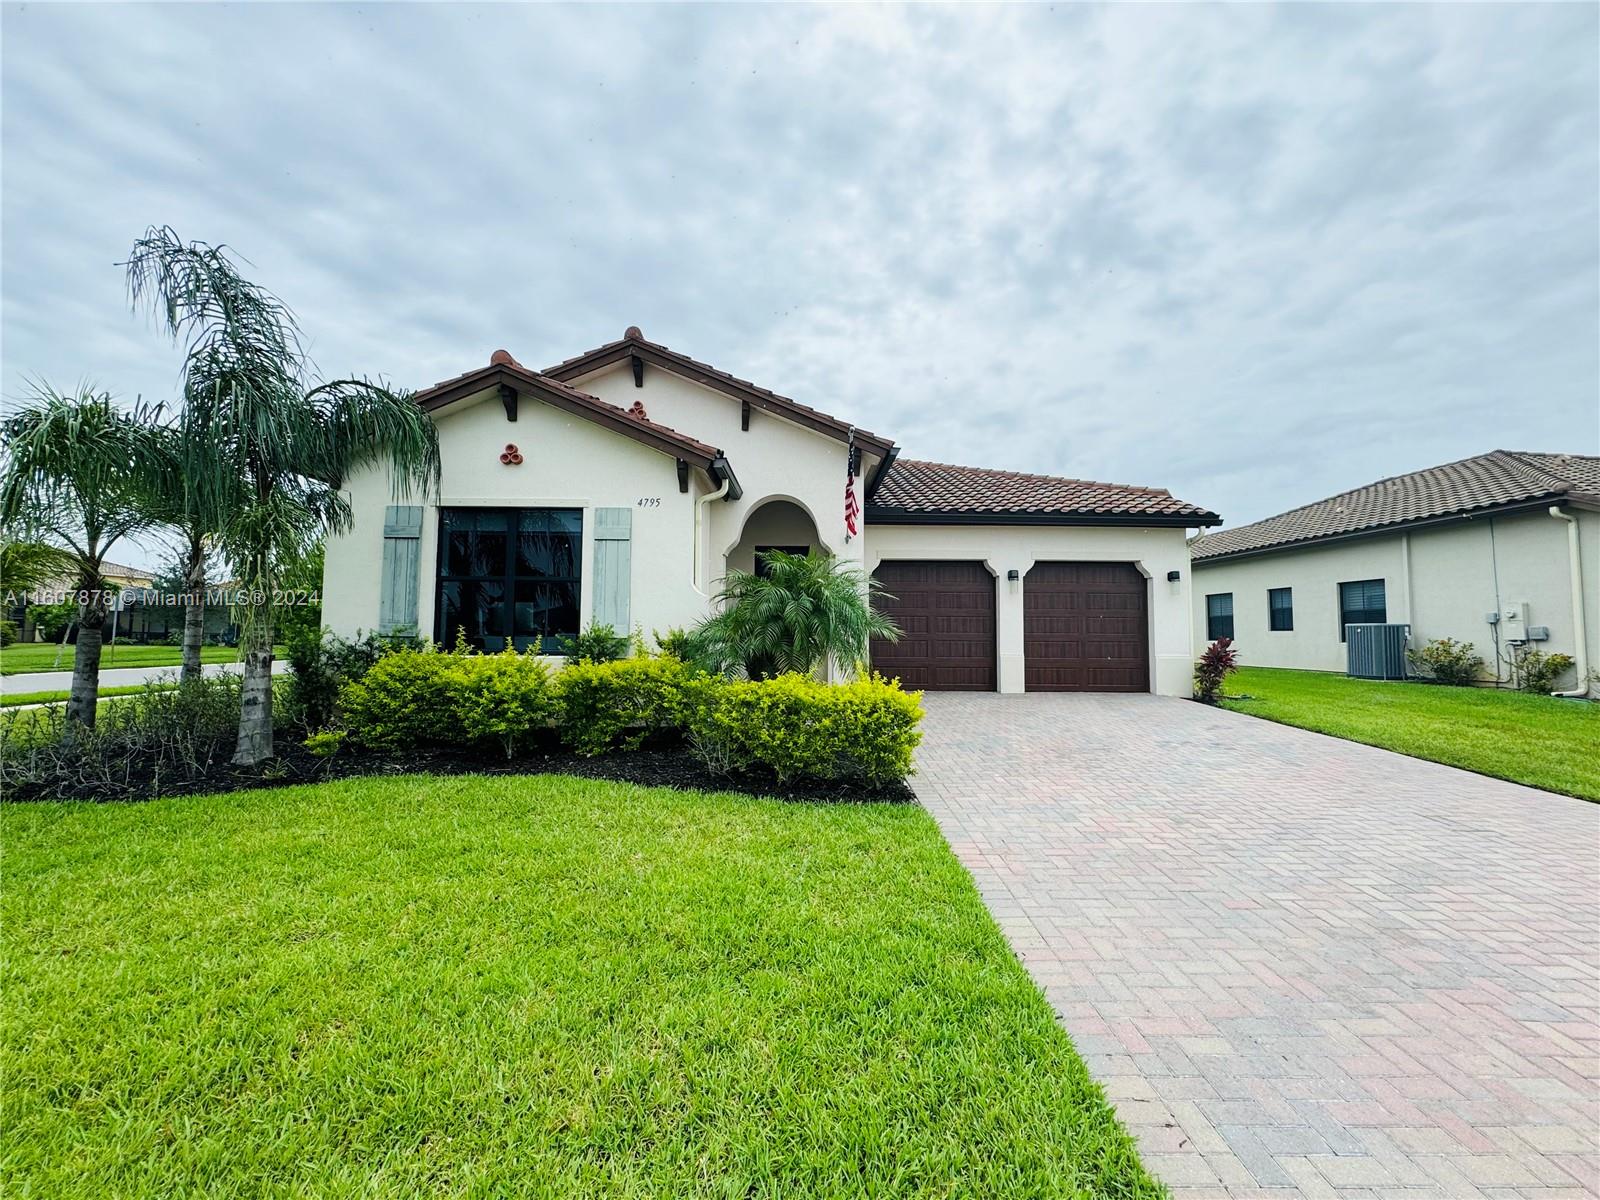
[1191, 450, 1600, 562]
[868, 458, 1219, 522]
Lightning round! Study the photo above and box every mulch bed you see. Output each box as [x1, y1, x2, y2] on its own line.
[4, 738, 917, 806]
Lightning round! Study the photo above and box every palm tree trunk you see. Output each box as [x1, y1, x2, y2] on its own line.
[180, 536, 206, 685]
[232, 639, 275, 765]
[66, 574, 107, 729]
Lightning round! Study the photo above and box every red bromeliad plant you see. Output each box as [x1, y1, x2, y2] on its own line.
[1193, 636, 1238, 704]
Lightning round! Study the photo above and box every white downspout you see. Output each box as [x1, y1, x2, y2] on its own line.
[693, 476, 731, 594]
[1548, 506, 1591, 698]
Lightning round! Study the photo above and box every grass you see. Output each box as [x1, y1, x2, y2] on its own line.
[0, 643, 283, 677]
[0, 683, 176, 708]
[1223, 667, 1600, 801]
[2, 775, 1159, 1198]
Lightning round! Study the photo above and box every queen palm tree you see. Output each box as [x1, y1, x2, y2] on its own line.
[126, 227, 439, 764]
[695, 549, 900, 678]
[0, 386, 169, 727]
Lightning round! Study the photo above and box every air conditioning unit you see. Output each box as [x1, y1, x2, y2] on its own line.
[1346, 623, 1411, 681]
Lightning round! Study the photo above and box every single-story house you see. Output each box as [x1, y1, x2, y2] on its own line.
[1190, 450, 1598, 696]
[322, 328, 1221, 695]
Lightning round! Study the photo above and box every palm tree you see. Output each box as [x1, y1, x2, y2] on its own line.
[695, 549, 900, 678]
[0, 386, 169, 726]
[0, 537, 73, 649]
[125, 227, 439, 765]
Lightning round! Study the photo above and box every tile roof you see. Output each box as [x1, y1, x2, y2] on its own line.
[544, 327, 895, 454]
[1192, 450, 1600, 562]
[867, 458, 1220, 524]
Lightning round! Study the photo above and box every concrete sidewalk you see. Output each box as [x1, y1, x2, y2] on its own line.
[1, 658, 291, 696]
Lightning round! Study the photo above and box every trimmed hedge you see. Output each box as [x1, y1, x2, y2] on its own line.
[339, 649, 923, 787]
[552, 656, 704, 757]
[689, 673, 923, 786]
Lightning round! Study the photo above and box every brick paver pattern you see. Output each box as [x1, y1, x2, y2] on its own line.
[915, 693, 1600, 1200]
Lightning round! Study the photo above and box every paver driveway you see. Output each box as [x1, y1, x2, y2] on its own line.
[916, 693, 1600, 1199]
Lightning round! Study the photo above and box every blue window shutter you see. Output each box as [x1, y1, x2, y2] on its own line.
[378, 505, 423, 635]
[592, 507, 632, 633]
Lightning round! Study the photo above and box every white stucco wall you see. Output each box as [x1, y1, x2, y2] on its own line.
[572, 363, 865, 588]
[864, 523, 1195, 696]
[1191, 507, 1600, 693]
[322, 388, 721, 645]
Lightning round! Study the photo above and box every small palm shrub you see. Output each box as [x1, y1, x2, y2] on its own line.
[689, 672, 923, 786]
[553, 655, 706, 756]
[1407, 637, 1483, 687]
[558, 621, 630, 663]
[696, 550, 900, 679]
[1193, 637, 1238, 704]
[1513, 646, 1577, 694]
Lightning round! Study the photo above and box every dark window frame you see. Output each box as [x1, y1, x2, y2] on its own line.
[435, 507, 583, 653]
[1205, 592, 1234, 642]
[1338, 578, 1386, 642]
[1268, 587, 1294, 632]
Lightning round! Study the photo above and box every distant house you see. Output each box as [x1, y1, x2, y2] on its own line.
[1190, 451, 1598, 696]
[322, 328, 1222, 695]
[13, 560, 236, 646]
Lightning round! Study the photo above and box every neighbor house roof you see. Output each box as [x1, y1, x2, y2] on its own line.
[865, 458, 1221, 527]
[412, 351, 739, 495]
[1192, 450, 1600, 563]
[543, 327, 896, 457]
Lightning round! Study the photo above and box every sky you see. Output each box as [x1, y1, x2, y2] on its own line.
[3, 3, 1597, 570]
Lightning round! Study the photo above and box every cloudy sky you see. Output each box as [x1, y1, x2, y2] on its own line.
[4, 3, 1596, 567]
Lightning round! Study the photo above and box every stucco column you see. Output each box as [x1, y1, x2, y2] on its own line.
[997, 560, 1027, 693]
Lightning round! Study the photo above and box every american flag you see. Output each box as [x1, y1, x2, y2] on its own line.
[844, 450, 860, 539]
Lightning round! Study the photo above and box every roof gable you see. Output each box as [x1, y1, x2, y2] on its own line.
[544, 327, 895, 457]
[1192, 449, 1600, 562]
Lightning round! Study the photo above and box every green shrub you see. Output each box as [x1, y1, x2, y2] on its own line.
[303, 729, 346, 757]
[0, 619, 14, 647]
[689, 672, 922, 786]
[558, 621, 630, 664]
[456, 649, 554, 758]
[1514, 647, 1576, 694]
[1407, 637, 1484, 687]
[554, 655, 703, 756]
[338, 647, 463, 753]
[282, 628, 411, 733]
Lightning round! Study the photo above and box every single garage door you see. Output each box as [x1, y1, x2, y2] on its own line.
[870, 560, 995, 691]
[1024, 562, 1148, 692]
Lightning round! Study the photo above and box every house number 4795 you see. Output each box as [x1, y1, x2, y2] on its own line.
[636, 497, 661, 508]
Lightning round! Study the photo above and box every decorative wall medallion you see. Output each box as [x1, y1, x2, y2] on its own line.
[500, 443, 523, 465]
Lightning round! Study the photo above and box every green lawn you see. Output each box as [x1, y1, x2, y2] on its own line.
[2, 776, 1159, 1199]
[0, 643, 280, 676]
[1223, 667, 1600, 801]
[0, 682, 176, 708]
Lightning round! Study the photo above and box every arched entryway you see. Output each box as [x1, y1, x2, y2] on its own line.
[722, 498, 828, 581]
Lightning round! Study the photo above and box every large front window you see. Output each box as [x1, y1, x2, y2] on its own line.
[435, 508, 581, 652]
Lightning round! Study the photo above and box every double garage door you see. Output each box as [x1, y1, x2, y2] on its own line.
[870, 560, 1148, 692]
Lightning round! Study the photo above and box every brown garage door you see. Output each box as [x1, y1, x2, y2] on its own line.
[870, 560, 995, 691]
[1024, 562, 1148, 692]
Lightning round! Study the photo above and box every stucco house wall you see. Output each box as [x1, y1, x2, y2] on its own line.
[323, 390, 714, 645]
[1192, 507, 1599, 692]
[867, 524, 1194, 696]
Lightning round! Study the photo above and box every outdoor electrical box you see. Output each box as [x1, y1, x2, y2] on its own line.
[1500, 601, 1530, 643]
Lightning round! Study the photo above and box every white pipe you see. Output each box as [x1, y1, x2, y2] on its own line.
[693, 476, 731, 594]
[1548, 506, 1591, 698]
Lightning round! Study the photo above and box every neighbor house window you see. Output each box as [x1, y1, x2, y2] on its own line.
[754, 545, 810, 578]
[436, 508, 582, 652]
[1205, 593, 1234, 641]
[1268, 587, 1294, 631]
[1338, 578, 1386, 641]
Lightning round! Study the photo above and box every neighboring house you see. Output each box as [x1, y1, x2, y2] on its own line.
[322, 328, 1220, 695]
[1190, 451, 1599, 695]
[13, 560, 154, 643]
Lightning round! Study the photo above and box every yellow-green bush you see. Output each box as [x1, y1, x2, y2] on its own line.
[553, 655, 704, 756]
[689, 672, 923, 786]
[340, 647, 552, 756]
[339, 647, 463, 753]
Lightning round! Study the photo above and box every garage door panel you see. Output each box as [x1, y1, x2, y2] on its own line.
[871, 560, 995, 692]
[1025, 561, 1148, 692]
